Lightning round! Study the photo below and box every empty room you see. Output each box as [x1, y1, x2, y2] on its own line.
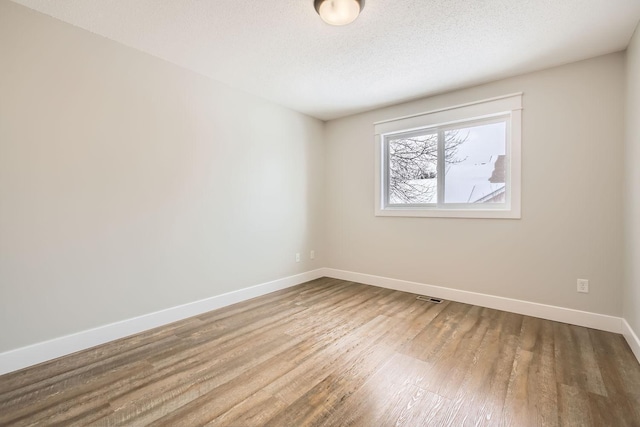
[1, 0, 640, 425]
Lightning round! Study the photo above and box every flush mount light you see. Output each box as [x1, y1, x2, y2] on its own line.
[314, 0, 364, 26]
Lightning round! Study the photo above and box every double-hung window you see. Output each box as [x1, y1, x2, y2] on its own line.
[374, 93, 522, 218]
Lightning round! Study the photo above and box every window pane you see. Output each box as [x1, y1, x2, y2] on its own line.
[387, 133, 438, 204]
[444, 121, 506, 204]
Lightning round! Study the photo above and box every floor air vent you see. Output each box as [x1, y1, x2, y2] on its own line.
[416, 295, 443, 304]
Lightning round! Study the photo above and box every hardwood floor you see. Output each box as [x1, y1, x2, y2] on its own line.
[1, 278, 639, 426]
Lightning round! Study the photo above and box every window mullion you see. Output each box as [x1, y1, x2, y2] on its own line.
[383, 137, 389, 207]
[437, 129, 445, 206]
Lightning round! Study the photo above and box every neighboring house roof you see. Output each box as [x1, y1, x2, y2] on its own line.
[445, 154, 506, 204]
[473, 186, 506, 203]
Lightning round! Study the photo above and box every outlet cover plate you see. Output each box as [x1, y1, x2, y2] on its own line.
[577, 279, 589, 293]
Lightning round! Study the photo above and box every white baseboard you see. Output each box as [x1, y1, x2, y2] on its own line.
[622, 319, 640, 364]
[3, 268, 635, 376]
[321, 268, 623, 334]
[0, 269, 325, 376]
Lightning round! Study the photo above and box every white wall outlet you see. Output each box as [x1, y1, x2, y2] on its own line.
[577, 279, 589, 293]
[295, 253, 300, 263]
[310, 250, 315, 260]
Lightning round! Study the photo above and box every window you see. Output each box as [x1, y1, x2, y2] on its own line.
[374, 93, 522, 218]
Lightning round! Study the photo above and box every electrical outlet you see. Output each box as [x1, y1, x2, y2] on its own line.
[310, 250, 315, 260]
[295, 253, 300, 263]
[577, 279, 589, 293]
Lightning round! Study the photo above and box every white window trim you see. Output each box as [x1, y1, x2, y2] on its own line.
[374, 93, 522, 219]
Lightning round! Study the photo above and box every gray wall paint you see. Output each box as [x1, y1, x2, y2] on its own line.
[624, 23, 640, 338]
[324, 53, 625, 316]
[0, 1, 633, 355]
[0, 2, 325, 352]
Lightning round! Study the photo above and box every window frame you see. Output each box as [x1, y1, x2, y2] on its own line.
[374, 93, 522, 219]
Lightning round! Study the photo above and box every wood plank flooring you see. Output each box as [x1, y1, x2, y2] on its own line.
[1, 278, 639, 426]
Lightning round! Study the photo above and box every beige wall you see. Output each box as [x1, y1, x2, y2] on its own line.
[0, 2, 325, 352]
[624, 24, 640, 337]
[0, 0, 632, 356]
[324, 53, 625, 316]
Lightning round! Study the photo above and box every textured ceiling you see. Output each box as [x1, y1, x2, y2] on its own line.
[9, 0, 640, 120]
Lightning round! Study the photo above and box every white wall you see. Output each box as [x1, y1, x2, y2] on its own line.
[624, 24, 640, 340]
[0, 2, 324, 353]
[324, 53, 625, 316]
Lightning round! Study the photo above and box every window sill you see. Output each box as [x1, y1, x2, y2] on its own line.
[374, 207, 521, 219]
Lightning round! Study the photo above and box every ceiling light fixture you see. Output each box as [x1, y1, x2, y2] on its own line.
[314, 0, 364, 26]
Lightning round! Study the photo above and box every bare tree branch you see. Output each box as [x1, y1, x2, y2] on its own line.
[388, 130, 467, 203]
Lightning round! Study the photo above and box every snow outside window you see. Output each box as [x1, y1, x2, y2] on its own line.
[374, 94, 522, 219]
